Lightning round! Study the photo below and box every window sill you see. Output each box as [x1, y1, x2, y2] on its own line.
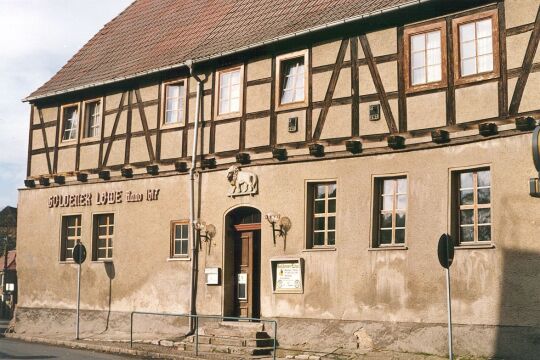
[59, 139, 77, 147]
[368, 246, 408, 251]
[92, 259, 113, 263]
[167, 257, 191, 262]
[275, 101, 308, 113]
[215, 111, 243, 121]
[59, 260, 76, 264]
[80, 136, 100, 144]
[455, 244, 495, 250]
[303, 247, 336, 252]
[161, 122, 184, 130]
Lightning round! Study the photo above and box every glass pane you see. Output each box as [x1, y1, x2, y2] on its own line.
[395, 229, 405, 244]
[219, 100, 229, 114]
[238, 283, 246, 300]
[98, 238, 106, 248]
[477, 37, 492, 56]
[327, 231, 335, 246]
[460, 172, 474, 189]
[478, 208, 491, 224]
[221, 72, 230, 86]
[98, 226, 107, 236]
[411, 34, 425, 52]
[313, 232, 324, 246]
[67, 227, 76, 237]
[328, 199, 336, 213]
[426, 48, 441, 66]
[478, 225, 491, 242]
[427, 65, 441, 82]
[460, 226, 474, 242]
[461, 41, 476, 60]
[460, 189, 474, 205]
[167, 85, 179, 99]
[314, 217, 325, 231]
[397, 195, 407, 210]
[230, 98, 240, 112]
[396, 212, 406, 228]
[181, 224, 189, 238]
[98, 249, 106, 259]
[281, 89, 293, 104]
[328, 216, 336, 230]
[380, 213, 392, 228]
[426, 31, 441, 49]
[476, 19, 492, 38]
[383, 180, 394, 195]
[174, 241, 181, 255]
[231, 84, 240, 98]
[230, 70, 240, 84]
[477, 54, 493, 73]
[460, 209, 474, 225]
[314, 200, 325, 214]
[461, 58, 477, 76]
[382, 195, 393, 211]
[460, 22, 475, 42]
[66, 249, 73, 259]
[181, 239, 189, 254]
[379, 230, 392, 245]
[175, 225, 182, 239]
[107, 249, 113, 258]
[412, 51, 425, 68]
[328, 184, 337, 198]
[477, 170, 490, 187]
[397, 178, 407, 194]
[478, 188, 491, 204]
[316, 185, 326, 199]
[412, 68, 426, 85]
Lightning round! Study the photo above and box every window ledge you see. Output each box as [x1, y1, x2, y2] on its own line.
[92, 260, 113, 263]
[167, 257, 191, 262]
[59, 260, 76, 264]
[161, 122, 184, 130]
[368, 246, 408, 251]
[303, 247, 336, 252]
[455, 244, 495, 250]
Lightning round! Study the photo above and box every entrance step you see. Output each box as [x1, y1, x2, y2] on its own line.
[200, 321, 268, 338]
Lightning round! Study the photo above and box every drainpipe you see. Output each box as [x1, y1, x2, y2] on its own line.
[187, 60, 203, 333]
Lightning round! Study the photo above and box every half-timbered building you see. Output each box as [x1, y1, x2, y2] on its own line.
[16, 0, 540, 358]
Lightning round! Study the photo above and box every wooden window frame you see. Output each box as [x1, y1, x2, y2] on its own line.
[214, 64, 244, 120]
[60, 214, 82, 262]
[305, 180, 337, 249]
[452, 9, 500, 86]
[170, 220, 190, 258]
[161, 78, 188, 128]
[372, 176, 408, 248]
[403, 20, 448, 93]
[275, 50, 309, 111]
[92, 213, 114, 262]
[81, 98, 103, 142]
[59, 103, 80, 145]
[451, 167, 492, 246]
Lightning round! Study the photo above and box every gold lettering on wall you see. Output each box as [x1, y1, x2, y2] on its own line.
[47, 189, 160, 208]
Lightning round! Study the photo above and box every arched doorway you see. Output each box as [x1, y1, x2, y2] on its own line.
[223, 206, 261, 318]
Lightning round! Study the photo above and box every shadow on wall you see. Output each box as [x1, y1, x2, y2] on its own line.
[495, 249, 540, 359]
[103, 261, 115, 333]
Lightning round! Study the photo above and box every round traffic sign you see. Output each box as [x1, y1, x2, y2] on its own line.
[73, 243, 87, 264]
[437, 234, 454, 269]
[532, 126, 540, 173]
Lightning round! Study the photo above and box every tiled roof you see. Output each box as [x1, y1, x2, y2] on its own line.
[0, 250, 16, 271]
[28, 0, 424, 100]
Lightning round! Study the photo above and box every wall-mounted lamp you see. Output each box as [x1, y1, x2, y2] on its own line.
[265, 212, 292, 245]
[194, 221, 216, 242]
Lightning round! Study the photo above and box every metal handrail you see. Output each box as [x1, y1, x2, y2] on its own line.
[130, 311, 277, 360]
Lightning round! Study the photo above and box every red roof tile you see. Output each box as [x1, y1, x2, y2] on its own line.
[28, 0, 422, 100]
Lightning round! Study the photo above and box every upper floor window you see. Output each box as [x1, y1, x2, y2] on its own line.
[373, 176, 407, 247]
[276, 50, 308, 108]
[164, 80, 187, 125]
[306, 182, 336, 248]
[452, 168, 491, 244]
[217, 66, 242, 117]
[404, 20, 447, 92]
[171, 221, 189, 258]
[93, 213, 114, 261]
[453, 9, 499, 85]
[60, 215, 81, 261]
[61, 105, 79, 141]
[83, 100, 101, 139]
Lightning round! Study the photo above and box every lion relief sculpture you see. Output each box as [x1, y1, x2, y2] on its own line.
[227, 165, 258, 197]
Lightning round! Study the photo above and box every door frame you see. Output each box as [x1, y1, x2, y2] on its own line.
[222, 205, 262, 319]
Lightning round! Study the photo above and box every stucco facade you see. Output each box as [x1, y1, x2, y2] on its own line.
[17, 0, 540, 358]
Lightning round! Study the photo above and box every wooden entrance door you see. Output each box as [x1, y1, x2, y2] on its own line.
[233, 229, 260, 318]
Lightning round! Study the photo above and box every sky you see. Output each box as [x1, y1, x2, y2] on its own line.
[0, 0, 133, 209]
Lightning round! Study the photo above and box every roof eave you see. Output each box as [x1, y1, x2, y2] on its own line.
[24, 0, 430, 103]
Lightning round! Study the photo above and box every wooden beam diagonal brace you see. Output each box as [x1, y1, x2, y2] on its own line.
[313, 39, 348, 140]
[37, 108, 53, 174]
[359, 35, 398, 133]
[102, 91, 126, 168]
[509, 6, 540, 115]
[134, 89, 156, 162]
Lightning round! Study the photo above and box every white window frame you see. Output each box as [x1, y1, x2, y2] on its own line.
[305, 180, 337, 249]
[276, 50, 309, 110]
[171, 220, 190, 258]
[60, 214, 82, 262]
[60, 103, 80, 143]
[215, 65, 244, 120]
[82, 98, 103, 140]
[92, 213, 114, 261]
[162, 79, 188, 126]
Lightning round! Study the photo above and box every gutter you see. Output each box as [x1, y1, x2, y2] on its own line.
[24, 0, 430, 102]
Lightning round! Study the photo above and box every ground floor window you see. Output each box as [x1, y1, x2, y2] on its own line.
[171, 221, 189, 257]
[373, 176, 407, 247]
[60, 215, 81, 261]
[306, 181, 337, 248]
[93, 213, 114, 260]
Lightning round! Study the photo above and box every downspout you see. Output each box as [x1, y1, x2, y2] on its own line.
[187, 60, 203, 333]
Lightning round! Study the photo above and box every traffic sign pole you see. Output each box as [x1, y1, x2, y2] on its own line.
[76, 261, 81, 340]
[446, 266, 453, 360]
